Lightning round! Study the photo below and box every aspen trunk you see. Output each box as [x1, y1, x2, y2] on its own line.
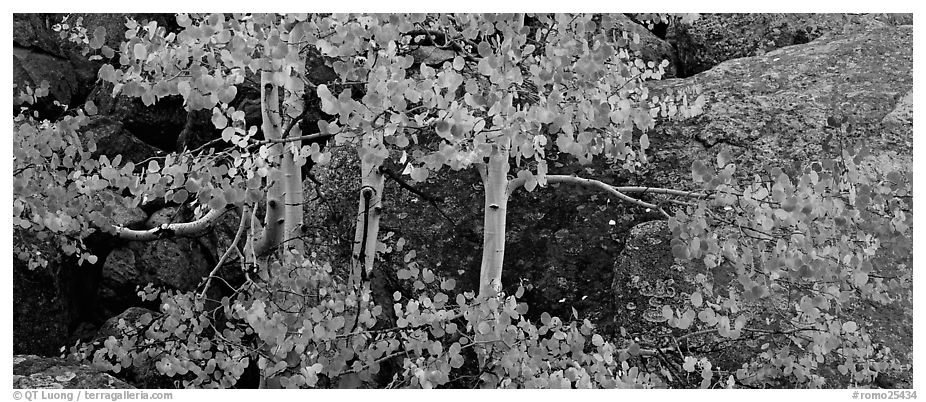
[478, 140, 511, 298]
[281, 83, 305, 256]
[349, 140, 385, 290]
[253, 72, 285, 255]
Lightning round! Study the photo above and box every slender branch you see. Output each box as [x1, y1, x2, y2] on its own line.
[200, 204, 251, 298]
[381, 167, 457, 225]
[614, 186, 708, 199]
[675, 326, 821, 343]
[250, 132, 335, 148]
[380, 168, 444, 203]
[508, 174, 670, 218]
[113, 206, 232, 241]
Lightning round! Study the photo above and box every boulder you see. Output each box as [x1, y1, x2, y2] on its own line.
[100, 206, 244, 307]
[640, 24, 912, 190]
[100, 238, 211, 306]
[666, 13, 901, 77]
[607, 220, 735, 337]
[611, 14, 678, 78]
[86, 84, 189, 152]
[14, 355, 133, 389]
[12, 14, 98, 116]
[79, 116, 162, 163]
[13, 253, 73, 356]
[12, 14, 175, 119]
[95, 307, 160, 340]
[91, 307, 164, 387]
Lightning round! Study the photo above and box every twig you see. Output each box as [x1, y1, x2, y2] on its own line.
[199, 204, 251, 298]
[508, 174, 671, 218]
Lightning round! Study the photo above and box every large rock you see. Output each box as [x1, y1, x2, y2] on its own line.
[100, 207, 244, 307]
[606, 220, 735, 337]
[79, 116, 162, 163]
[87, 85, 190, 152]
[610, 14, 678, 78]
[13, 245, 72, 356]
[640, 24, 912, 189]
[13, 14, 98, 115]
[14, 355, 133, 389]
[91, 307, 164, 387]
[12, 230, 106, 357]
[666, 13, 904, 77]
[12, 14, 175, 119]
[100, 238, 211, 304]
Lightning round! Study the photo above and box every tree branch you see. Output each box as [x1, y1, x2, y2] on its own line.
[381, 167, 444, 203]
[200, 203, 251, 298]
[508, 174, 671, 218]
[113, 206, 232, 241]
[614, 186, 708, 199]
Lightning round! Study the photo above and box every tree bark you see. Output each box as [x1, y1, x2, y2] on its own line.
[478, 139, 511, 298]
[349, 140, 385, 291]
[253, 71, 286, 256]
[281, 77, 305, 256]
[114, 206, 232, 241]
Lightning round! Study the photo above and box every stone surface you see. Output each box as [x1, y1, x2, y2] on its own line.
[13, 254, 72, 356]
[611, 14, 678, 78]
[95, 307, 159, 339]
[12, 14, 174, 119]
[14, 355, 134, 389]
[666, 13, 899, 77]
[606, 220, 735, 337]
[639, 24, 912, 190]
[12, 14, 98, 115]
[87, 85, 189, 152]
[101, 238, 211, 305]
[79, 116, 162, 163]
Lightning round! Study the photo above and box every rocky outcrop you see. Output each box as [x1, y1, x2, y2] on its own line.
[94, 307, 159, 340]
[13, 14, 98, 117]
[612, 14, 678, 78]
[79, 116, 162, 163]
[100, 207, 243, 309]
[90, 307, 163, 387]
[613, 23, 912, 387]
[12, 14, 175, 120]
[607, 220, 735, 337]
[640, 24, 912, 190]
[86, 85, 190, 152]
[14, 355, 134, 389]
[666, 13, 908, 77]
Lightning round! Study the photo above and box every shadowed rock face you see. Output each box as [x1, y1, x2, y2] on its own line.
[14, 355, 134, 389]
[665, 13, 909, 78]
[608, 23, 912, 388]
[638, 24, 912, 191]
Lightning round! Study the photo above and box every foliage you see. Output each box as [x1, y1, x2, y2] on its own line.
[666, 140, 911, 387]
[11, 13, 913, 389]
[71, 250, 658, 389]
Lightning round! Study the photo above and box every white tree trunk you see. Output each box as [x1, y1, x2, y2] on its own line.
[478, 139, 511, 298]
[349, 140, 385, 290]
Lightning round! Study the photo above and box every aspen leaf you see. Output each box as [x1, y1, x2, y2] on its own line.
[133, 43, 147, 60]
[716, 149, 732, 168]
[662, 305, 673, 320]
[691, 291, 703, 307]
[221, 127, 235, 142]
[90, 27, 106, 49]
[410, 167, 428, 182]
